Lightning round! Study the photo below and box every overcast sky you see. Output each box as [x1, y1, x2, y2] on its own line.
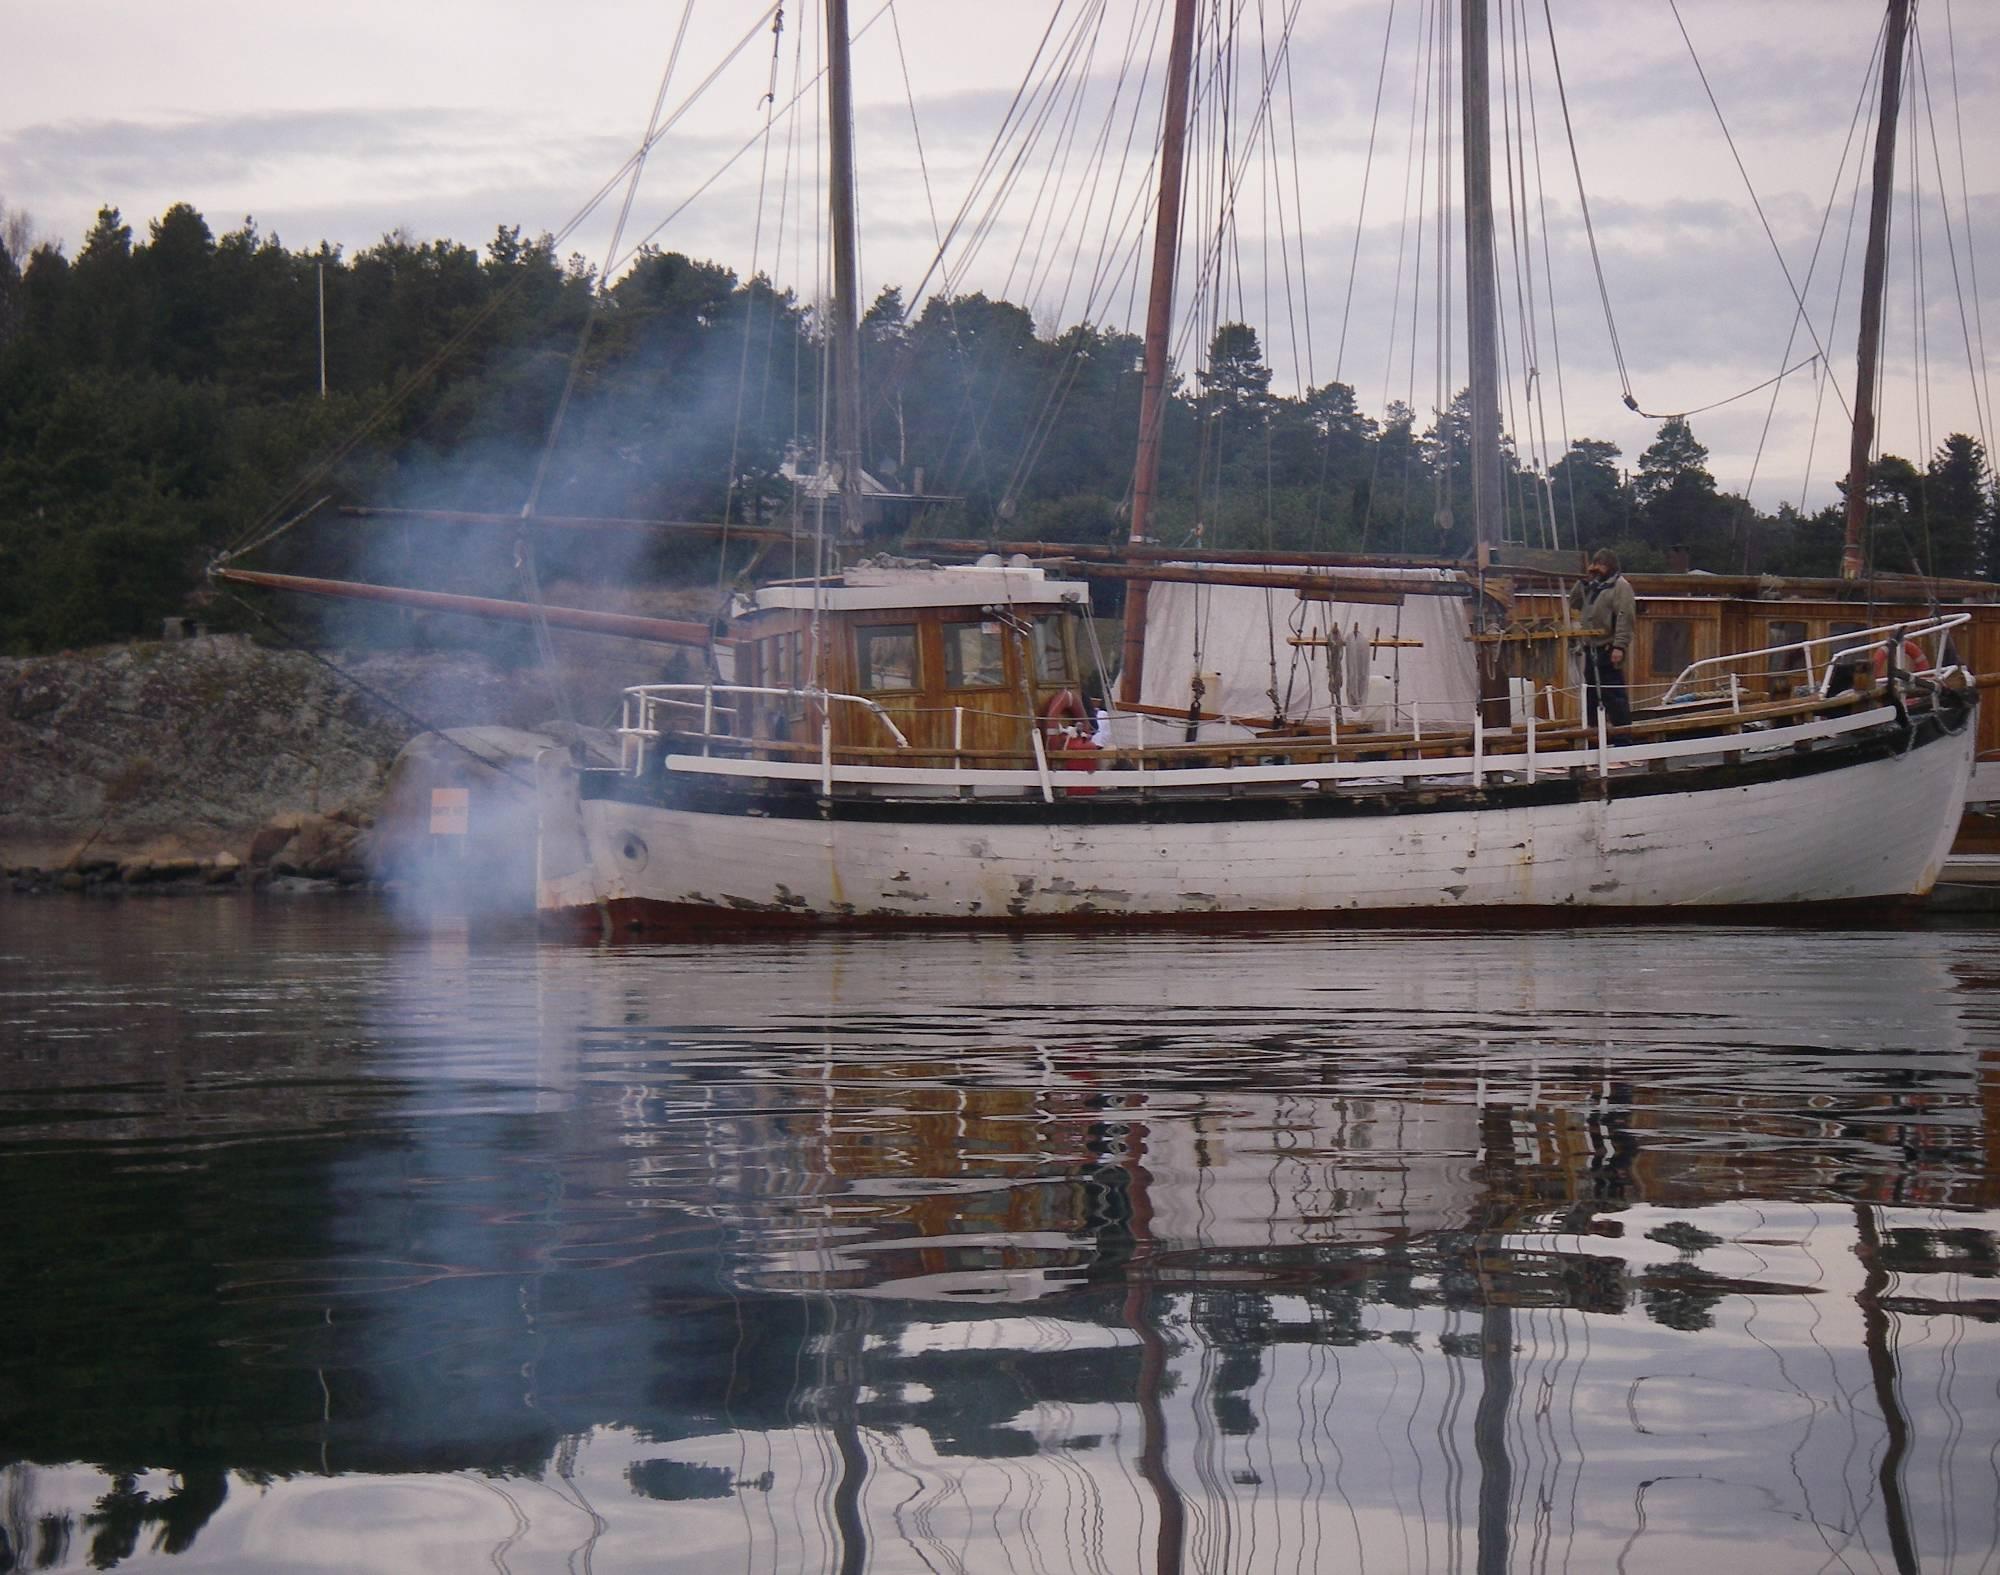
[5, 0, 1996, 516]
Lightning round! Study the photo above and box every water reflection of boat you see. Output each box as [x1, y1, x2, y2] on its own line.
[7, 912, 2000, 1570]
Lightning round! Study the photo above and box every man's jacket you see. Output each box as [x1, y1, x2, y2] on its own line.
[1568, 575, 1637, 654]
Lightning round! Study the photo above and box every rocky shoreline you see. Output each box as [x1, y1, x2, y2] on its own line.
[3, 632, 642, 905]
[7, 806, 371, 895]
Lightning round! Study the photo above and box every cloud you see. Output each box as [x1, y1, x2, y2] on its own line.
[0, 107, 644, 252]
[3, 1, 1994, 515]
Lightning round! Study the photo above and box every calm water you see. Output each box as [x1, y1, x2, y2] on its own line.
[3, 897, 1999, 1573]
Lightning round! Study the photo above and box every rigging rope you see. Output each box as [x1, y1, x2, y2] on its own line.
[604, 3, 889, 277]
[1913, 15, 1998, 462]
[218, 591, 534, 791]
[220, 3, 782, 562]
[1517, 0, 1576, 549]
[1940, 0, 1996, 463]
[984, 0, 1164, 514]
[1742, 15, 1883, 508]
[1538, 0, 1633, 410]
[1797, 35, 1881, 518]
[515, 0, 698, 730]
[719, 5, 789, 553]
[523, 0, 695, 522]
[1663, 0, 1856, 429]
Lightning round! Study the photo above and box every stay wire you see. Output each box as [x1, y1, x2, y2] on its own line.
[217, 591, 534, 791]
[1033, 0, 1155, 332]
[1258, 0, 1304, 411]
[1519, 0, 1576, 549]
[996, 0, 1162, 513]
[1914, 16, 1997, 461]
[898, 3, 1073, 310]
[1493, 0, 1535, 546]
[1742, 12, 1884, 508]
[221, 2, 780, 560]
[1941, 0, 1997, 466]
[1538, 0, 1632, 406]
[1360, 0, 1432, 551]
[1798, 38, 1883, 518]
[1433, 0, 1450, 541]
[214, 495, 331, 569]
[522, 0, 696, 522]
[1280, 31, 1315, 390]
[1313, 0, 1398, 547]
[944, 2, 1114, 504]
[1513, 0, 1559, 547]
[516, 0, 697, 730]
[1663, 0, 1853, 428]
[604, 2, 889, 277]
[1163, 0, 1307, 451]
[1007, 2, 1115, 314]
[919, 1, 1108, 501]
[717, 1, 789, 617]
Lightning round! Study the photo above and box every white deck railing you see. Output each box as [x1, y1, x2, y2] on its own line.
[1659, 613, 1970, 706]
[613, 616, 1970, 802]
[610, 673, 1948, 802]
[651, 700, 1905, 797]
[618, 683, 910, 777]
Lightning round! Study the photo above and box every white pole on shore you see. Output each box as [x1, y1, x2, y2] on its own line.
[317, 261, 327, 399]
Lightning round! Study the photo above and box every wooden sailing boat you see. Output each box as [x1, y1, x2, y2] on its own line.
[202, 1, 1987, 929]
[522, 0, 1980, 933]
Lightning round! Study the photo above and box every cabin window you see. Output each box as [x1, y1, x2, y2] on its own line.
[1649, 619, 1693, 680]
[855, 625, 919, 692]
[943, 621, 1007, 688]
[1766, 620, 1809, 692]
[1766, 620, 1808, 671]
[1826, 620, 1867, 669]
[764, 631, 808, 726]
[1033, 615, 1072, 682]
[766, 632, 795, 689]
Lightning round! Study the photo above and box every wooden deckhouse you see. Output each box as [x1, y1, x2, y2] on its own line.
[1503, 570, 2000, 789]
[722, 561, 1091, 766]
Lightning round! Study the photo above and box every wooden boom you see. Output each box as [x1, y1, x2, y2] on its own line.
[212, 567, 726, 648]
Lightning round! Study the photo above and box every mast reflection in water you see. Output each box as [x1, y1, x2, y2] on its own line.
[3, 901, 1999, 1572]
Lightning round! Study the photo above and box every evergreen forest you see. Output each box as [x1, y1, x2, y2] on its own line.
[1, 199, 1994, 655]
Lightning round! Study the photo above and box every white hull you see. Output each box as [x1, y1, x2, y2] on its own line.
[538, 712, 1974, 928]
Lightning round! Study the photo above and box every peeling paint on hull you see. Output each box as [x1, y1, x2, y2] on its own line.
[538, 715, 1975, 933]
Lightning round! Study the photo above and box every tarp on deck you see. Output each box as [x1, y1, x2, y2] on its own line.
[1136, 567, 1480, 728]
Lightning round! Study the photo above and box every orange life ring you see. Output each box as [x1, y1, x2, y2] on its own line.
[1871, 638, 1927, 679]
[1040, 687, 1086, 744]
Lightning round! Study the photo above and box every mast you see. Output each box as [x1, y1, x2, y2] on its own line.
[1472, 18, 1512, 1543]
[1116, 0, 1201, 709]
[1461, 0, 1503, 567]
[1841, 0, 1912, 581]
[1461, 0, 1512, 727]
[1854, 1203, 1919, 1575]
[826, 0, 865, 548]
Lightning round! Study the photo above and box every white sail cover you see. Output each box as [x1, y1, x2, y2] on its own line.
[1135, 566, 1479, 727]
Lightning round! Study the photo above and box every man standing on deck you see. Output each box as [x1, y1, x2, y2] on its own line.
[1569, 548, 1636, 737]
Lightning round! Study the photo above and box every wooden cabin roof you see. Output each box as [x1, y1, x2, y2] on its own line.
[737, 562, 1090, 618]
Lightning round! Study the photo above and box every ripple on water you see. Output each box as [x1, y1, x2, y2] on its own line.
[3, 899, 1999, 1571]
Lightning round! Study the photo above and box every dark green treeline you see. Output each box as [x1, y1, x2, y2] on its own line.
[0, 200, 1993, 654]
